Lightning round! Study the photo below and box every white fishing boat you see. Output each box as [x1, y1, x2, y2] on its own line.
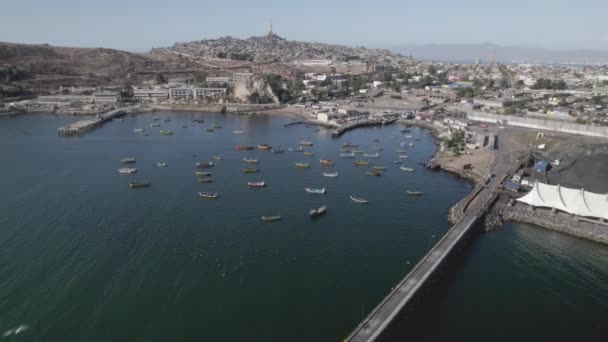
[350, 195, 368, 204]
[309, 205, 327, 218]
[305, 187, 326, 194]
[400, 166, 415, 172]
[133, 128, 144, 133]
[399, 155, 409, 159]
[340, 152, 355, 158]
[117, 168, 137, 174]
[363, 153, 379, 158]
[157, 162, 167, 167]
[233, 130, 246, 134]
[322, 171, 338, 178]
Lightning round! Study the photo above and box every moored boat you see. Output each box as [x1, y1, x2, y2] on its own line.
[340, 152, 355, 158]
[198, 192, 219, 199]
[350, 195, 368, 204]
[303, 151, 315, 157]
[295, 162, 310, 168]
[195, 171, 212, 176]
[156, 162, 167, 167]
[342, 143, 358, 148]
[354, 160, 370, 166]
[211, 124, 222, 129]
[234, 145, 245, 151]
[243, 158, 259, 164]
[299, 140, 313, 146]
[319, 159, 335, 165]
[399, 155, 409, 159]
[271, 148, 285, 153]
[365, 171, 381, 176]
[159, 130, 173, 135]
[242, 168, 260, 173]
[129, 182, 150, 188]
[120, 157, 136, 164]
[212, 156, 223, 160]
[150, 123, 161, 127]
[309, 205, 327, 218]
[352, 150, 364, 154]
[400, 166, 415, 172]
[407, 191, 423, 196]
[152, 116, 161, 121]
[244, 146, 255, 150]
[247, 181, 266, 188]
[133, 128, 144, 133]
[261, 216, 281, 222]
[289, 146, 304, 152]
[363, 153, 379, 158]
[233, 130, 245, 134]
[373, 147, 384, 151]
[322, 171, 338, 178]
[394, 149, 407, 153]
[195, 161, 214, 168]
[257, 144, 272, 150]
[305, 187, 326, 194]
[197, 178, 213, 183]
[118, 168, 137, 174]
[394, 160, 404, 164]
[205, 128, 215, 132]
[373, 166, 387, 170]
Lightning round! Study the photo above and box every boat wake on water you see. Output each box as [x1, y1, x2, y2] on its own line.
[2, 324, 29, 338]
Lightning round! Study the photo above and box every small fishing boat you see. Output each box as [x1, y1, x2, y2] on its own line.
[407, 191, 423, 196]
[212, 156, 223, 160]
[162, 118, 171, 122]
[400, 167, 415, 172]
[195, 172, 212, 176]
[363, 153, 379, 158]
[271, 148, 285, 154]
[197, 178, 213, 183]
[322, 171, 338, 178]
[400, 142, 408, 147]
[371, 138, 380, 142]
[340, 152, 355, 158]
[160, 130, 173, 135]
[299, 140, 313, 146]
[401, 129, 411, 133]
[295, 162, 310, 168]
[234, 145, 245, 151]
[365, 171, 381, 176]
[319, 159, 335, 165]
[118, 168, 137, 174]
[257, 144, 272, 150]
[199, 192, 219, 199]
[242, 168, 260, 173]
[394, 149, 407, 153]
[261, 216, 281, 222]
[309, 205, 327, 218]
[354, 160, 370, 166]
[205, 128, 215, 132]
[352, 150, 364, 154]
[247, 181, 266, 188]
[350, 195, 368, 204]
[211, 124, 223, 129]
[313, 128, 320, 132]
[195, 161, 214, 168]
[233, 130, 245, 134]
[303, 151, 315, 157]
[192, 119, 205, 123]
[340, 148, 352, 153]
[305, 187, 326, 194]
[342, 143, 358, 148]
[150, 123, 161, 127]
[133, 128, 144, 133]
[289, 146, 304, 152]
[129, 182, 150, 188]
[394, 160, 404, 165]
[399, 155, 409, 159]
[405, 135, 413, 139]
[243, 158, 259, 164]
[414, 138, 421, 141]
[373, 166, 387, 171]
[409, 142, 415, 147]
[157, 162, 168, 167]
[120, 157, 136, 164]
[152, 116, 161, 121]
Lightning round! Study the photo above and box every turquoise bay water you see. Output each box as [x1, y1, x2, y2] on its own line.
[0, 112, 471, 341]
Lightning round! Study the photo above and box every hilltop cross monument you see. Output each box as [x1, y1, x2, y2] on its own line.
[268, 19, 273, 35]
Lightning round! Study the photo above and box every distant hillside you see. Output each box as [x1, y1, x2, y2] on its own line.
[394, 43, 608, 65]
[152, 34, 405, 63]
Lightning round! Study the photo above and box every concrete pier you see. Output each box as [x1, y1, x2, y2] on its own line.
[331, 118, 398, 137]
[57, 107, 129, 136]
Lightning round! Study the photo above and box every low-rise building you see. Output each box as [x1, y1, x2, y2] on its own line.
[206, 77, 232, 84]
[169, 88, 191, 100]
[133, 89, 169, 102]
[93, 91, 120, 104]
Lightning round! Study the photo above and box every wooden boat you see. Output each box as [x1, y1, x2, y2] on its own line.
[320, 159, 335, 165]
[271, 148, 285, 153]
[212, 156, 223, 160]
[309, 205, 327, 218]
[195, 171, 212, 176]
[407, 191, 423, 196]
[373, 166, 387, 171]
[289, 146, 304, 152]
[299, 140, 313, 146]
[152, 116, 161, 121]
[129, 182, 150, 188]
[120, 157, 136, 164]
[196, 161, 214, 168]
[257, 144, 272, 150]
[234, 145, 245, 151]
[247, 181, 266, 188]
[394, 149, 407, 153]
[340, 152, 355, 158]
[199, 192, 219, 199]
[261, 216, 281, 222]
[322, 171, 338, 178]
[156, 162, 167, 167]
[342, 143, 358, 148]
[305, 187, 326, 194]
[118, 168, 137, 174]
[159, 130, 173, 135]
[400, 167, 415, 172]
[243, 158, 259, 164]
[352, 150, 364, 154]
[303, 151, 315, 157]
[242, 168, 260, 173]
[197, 178, 213, 183]
[233, 130, 245, 134]
[350, 195, 368, 204]
[363, 153, 379, 158]
[295, 162, 310, 168]
[354, 160, 370, 166]
[365, 171, 381, 176]
[150, 123, 161, 127]
[394, 160, 404, 165]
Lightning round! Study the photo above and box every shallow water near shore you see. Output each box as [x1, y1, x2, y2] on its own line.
[0, 112, 470, 341]
[1, 112, 606, 341]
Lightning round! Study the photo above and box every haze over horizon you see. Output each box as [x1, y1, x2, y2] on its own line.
[1, 0, 607, 52]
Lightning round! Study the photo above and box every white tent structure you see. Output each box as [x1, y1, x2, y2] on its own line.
[517, 181, 608, 221]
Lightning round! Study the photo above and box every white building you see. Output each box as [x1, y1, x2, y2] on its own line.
[206, 77, 232, 84]
[233, 72, 253, 83]
[169, 88, 191, 100]
[93, 91, 120, 104]
[295, 60, 332, 66]
[133, 89, 169, 102]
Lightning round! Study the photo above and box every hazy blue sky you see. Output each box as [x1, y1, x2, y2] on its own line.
[1, 0, 606, 51]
